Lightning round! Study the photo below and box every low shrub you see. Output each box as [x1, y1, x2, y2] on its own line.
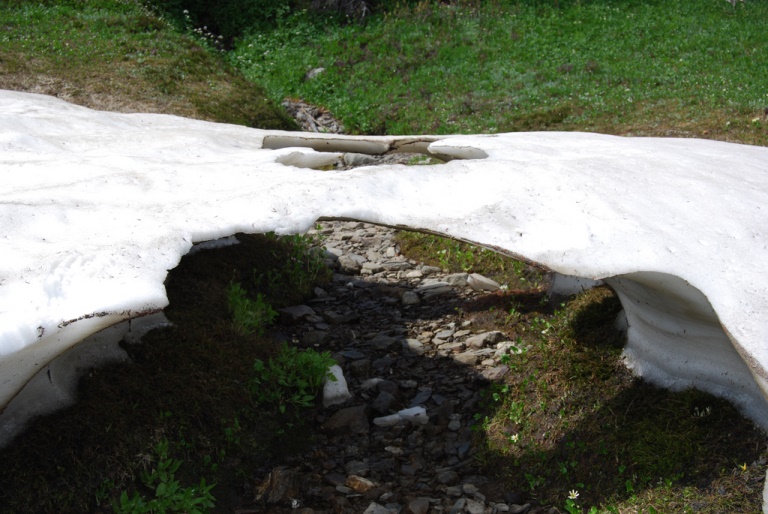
[250, 345, 337, 414]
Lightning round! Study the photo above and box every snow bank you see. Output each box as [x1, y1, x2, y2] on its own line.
[2, 89, 768, 439]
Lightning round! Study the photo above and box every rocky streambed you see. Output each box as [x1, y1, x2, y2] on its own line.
[248, 220, 553, 514]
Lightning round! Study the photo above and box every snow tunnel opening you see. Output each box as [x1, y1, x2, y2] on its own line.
[606, 271, 768, 430]
[2, 223, 767, 513]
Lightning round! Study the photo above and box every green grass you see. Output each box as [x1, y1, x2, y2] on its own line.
[231, 0, 768, 142]
[396, 231, 546, 289]
[0, 0, 296, 128]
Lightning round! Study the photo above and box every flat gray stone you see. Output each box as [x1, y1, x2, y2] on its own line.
[409, 388, 432, 406]
[449, 498, 466, 514]
[278, 304, 316, 322]
[323, 405, 369, 435]
[362, 261, 384, 273]
[405, 339, 425, 355]
[302, 330, 329, 346]
[323, 310, 360, 324]
[445, 272, 469, 286]
[338, 349, 367, 360]
[421, 285, 453, 299]
[381, 260, 412, 271]
[363, 502, 398, 514]
[324, 246, 343, 258]
[465, 498, 486, 514]
[345, 460, 370, 475]
[344, 152, 378, 166]
[405, 497, 430, 514]
[482, 365, 510, 381]
[372, 391, 401, 414]
[369, 333, 399, 350]
[401, 291, 421, 306]
[466, 331, 505, 348]
[437, 469, 461, 485]
[453, 351, 481, 366]
[338, 254, 363, 273]
[467, 273, 501, 292]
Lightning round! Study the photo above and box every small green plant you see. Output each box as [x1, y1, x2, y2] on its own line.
[281, 233, 330, 289]
[222, 416, 242, 446]
[525, 472, 545, 492]
[564, 489, 600, 514]
[96, 479, 116, 507]
[114, 439, 215, 514]
[249, 345, 336, 414]
[564, 490, 580, 514]
[435, 240, 479, 272]
[227, 281, 277, 336]
[253, 232, 330, 306]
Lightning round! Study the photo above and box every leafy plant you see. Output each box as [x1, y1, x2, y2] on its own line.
[252, 232, 330, 306]
[227, 281, 277, 336]
[249, 345, 337, 414]
[115, 439, 215, 514]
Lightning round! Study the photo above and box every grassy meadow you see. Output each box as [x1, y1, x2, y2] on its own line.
[231, 0, 768, 141]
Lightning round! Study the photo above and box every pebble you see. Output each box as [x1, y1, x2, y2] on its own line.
[445, 272, 469, 286]
[363, 502, 397, 514]
[323, 405, 369, 434]
[278, 304, 316, 322]
[401, 291, 421, 305]
[406, 497, 430, 514]
[466, 498, 486, 514]
[437, 470, 461, 485]
[347, 475, 376, 493]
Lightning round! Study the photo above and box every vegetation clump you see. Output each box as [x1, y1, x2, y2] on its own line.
[227, 282, 277, 337]
[250, 344, 337, 414]
[115, 439, 216, 514]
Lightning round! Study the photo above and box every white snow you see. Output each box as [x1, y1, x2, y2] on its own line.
[2, 89, 768, 441]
